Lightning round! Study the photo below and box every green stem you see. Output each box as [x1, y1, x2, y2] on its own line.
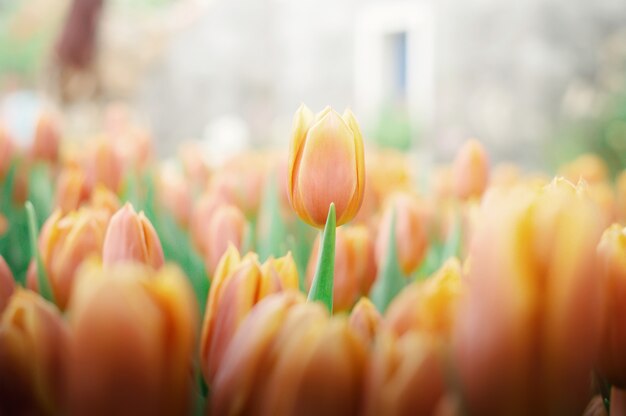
[307, 203, 336, 313]
[25, 201, 55, 303]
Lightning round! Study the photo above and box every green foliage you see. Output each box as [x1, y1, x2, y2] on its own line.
[307, 203, 336, 313]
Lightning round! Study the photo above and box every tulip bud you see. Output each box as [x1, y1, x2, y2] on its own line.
[0, 256, 15, 314]
[349, 297, 382, 344]
[288, 105, 365, 227]
[54, 166, 90, 213]
[68, 262, 198, 415]
[376, 192, 429, 276]
[385, 258, 463, 340]
[0, 289, 70, 415]
[37, 208, 109, 309]
[82, 138, 123, 192]
[102, 203, 164, 269]
[453, 182, 605, 415]
[213, 298, 366, 416]
[31, 112, 60, 164]
[451, 139, 489, 200]
[307, 225, 377, 311]
[157, 162, 192, 226]
[200, 246, 299, 384]
[559, 153, 608, 185]
[596, 224, 626, 387]
[362, 331, 446, 416]
[89, 184, 121, 216]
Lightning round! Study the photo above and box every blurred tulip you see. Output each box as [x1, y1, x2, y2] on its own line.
[0, 256, 15, 314]
[34, 208, 109, 309]
[178, 140, 210, 188]
[559, 153, 608, 185]
[0, 213, 7, 237]
[385, 258, 462, 340]
[367, 149, 413, 200]
[190, 192, 228, 255]
[102, 203, 164, 269]
[288, 104, 365, 227]
[68, 262, 198, 416]
[376, 192, 429, 276]
[490, 162, 521, 189]
[451, 139, 489, 200]
[54, 166, 90, 213]
[596, 224, 626, 387]
[31, 112, 60, 164]
[0, 289, 69, 415]
[349, 297, 382, 344]
[0, 123, 15, 179]
[157, 162, 192, 226]
[307, 225, 377, 311]
[82, 138, 123, 192]
[453, 181, 605, 415]
[612, 388, 626, 416]
[89, 184, 121, 216]
[617, 170, 626, 222]
[361, 331, 446, 416]
[200, 246, 299, 384]
[212, 296, 366, 416]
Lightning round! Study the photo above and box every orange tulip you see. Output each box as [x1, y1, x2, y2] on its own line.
[212, 295, 366, 416]
[376, 192, 429, 276]
[82, 138, 123, 193]
[102, 203, 164, 269]
[0, 289, 70, 415]
[68, 262, 198, 416]
[596, 224, 626, 387]
[453, 181, 605, 415]
[288, 104, 365, 227]
[361, 331, 447, 416]
[349, 297, 382, 344]
[54, 166, 90, 213]
[0, 255, 15, 314]
[307, 225, 377, 311]
[451, 139, 489, 200]
[559, 153, 608, 185]
[157, 163, 193, 226]
[385, 258, 462, 340]
[33, 208, 109, 309]
[31, 112, 60, 164]
[200, 246, 299, 384]
[0, 123, 15, 179]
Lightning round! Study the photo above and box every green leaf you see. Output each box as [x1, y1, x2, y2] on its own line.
[257, 173, 288, 261]
[28, 163, 53, 227]
[25, 201, 55, 303]
[369, 208, 406, 312]
[441, 208, 462, 261]
[292, 218, 314, 291]
[307, 203, 336, 313]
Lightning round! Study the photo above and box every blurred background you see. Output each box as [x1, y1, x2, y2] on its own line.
[1, 0, 626, 173]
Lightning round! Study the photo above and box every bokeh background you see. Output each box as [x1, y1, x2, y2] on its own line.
[1, 0, 626, 172]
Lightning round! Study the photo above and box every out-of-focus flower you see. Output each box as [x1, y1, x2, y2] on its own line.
[367, 149, 413, 200]
[361, 331, 447, 416]
[307, 225, 377, 311]
[451, 139, 489, 200]
[0, 289, 70, 415]
[68, 262, 198, 416]
[559, 153, 608, 185]
[31, 208, 109, 309]
[178, 141, 210, 188]
[0, 256, 15, 314]
[0, 123, 15, 179]
[490, 162, 521, 189]
[102, 203, 164, 269]
[31, 112, 60, 164]
[82, 138, 123, 193]
[0, 213, 7, 237]
[453, 181, 605, 415]
[89, 184, 121, 216]
[212, 294, 366, 416]
[349, 297, 382, 344]
[200, 246, 299, 384]
[376, 192, 429, 276]
[385, 258, 463, 340]
[616, 170, 626, 223]
[54, 165, 90, 213]
[156, 162, 192, 226]
[288, 105, 365, 227]
[596, 224, 626, 388]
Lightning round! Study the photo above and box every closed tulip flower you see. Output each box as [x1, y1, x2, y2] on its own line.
[212, 295, 367, 416]
[54, 166, 90, 213]
[451, 139, 489, 200]
[33, 208, 109, 309]
[68, 262, 198, 416]
[288, 104, 365, 227]
[200, 246, 299, 384]
[0, 289, 70, 415]
[31, 112, 60, 164]
[102, 203, 164, 269]
[453, 181, 605, 415]
[0, 255, 14, 314]
[349, 297, 382, 344]
[596, 224, 626, 387]
[203, 202, 247, 276]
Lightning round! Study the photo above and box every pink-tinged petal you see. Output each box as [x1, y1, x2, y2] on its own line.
[288, 104, 314, 206]
[0, 256, 14, 314]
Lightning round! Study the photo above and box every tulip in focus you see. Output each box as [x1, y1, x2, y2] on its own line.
[376, 192, 429, 276]
[0, 289, 70, 415]
[68, 261, 198, 416]
[451, 139, 489, 200]
[288, 104, 365, 227]
[306, 225, 377, 311]
[596, 224, 626, 388]
[102, 203, 164, 269]
[200, 246, 299, 384]
[212, 293, 366, 416]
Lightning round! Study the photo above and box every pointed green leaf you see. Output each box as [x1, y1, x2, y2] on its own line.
[257, 173, 288, 261]
[25, 201, 55, 303]
[307, 203, 336, 313]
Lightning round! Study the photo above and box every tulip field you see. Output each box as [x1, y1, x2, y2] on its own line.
[1, 104, 626, 416]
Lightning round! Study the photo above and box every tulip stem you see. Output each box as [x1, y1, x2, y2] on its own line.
[25, 201, 55, 304]
[307, 203, 336, 313]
